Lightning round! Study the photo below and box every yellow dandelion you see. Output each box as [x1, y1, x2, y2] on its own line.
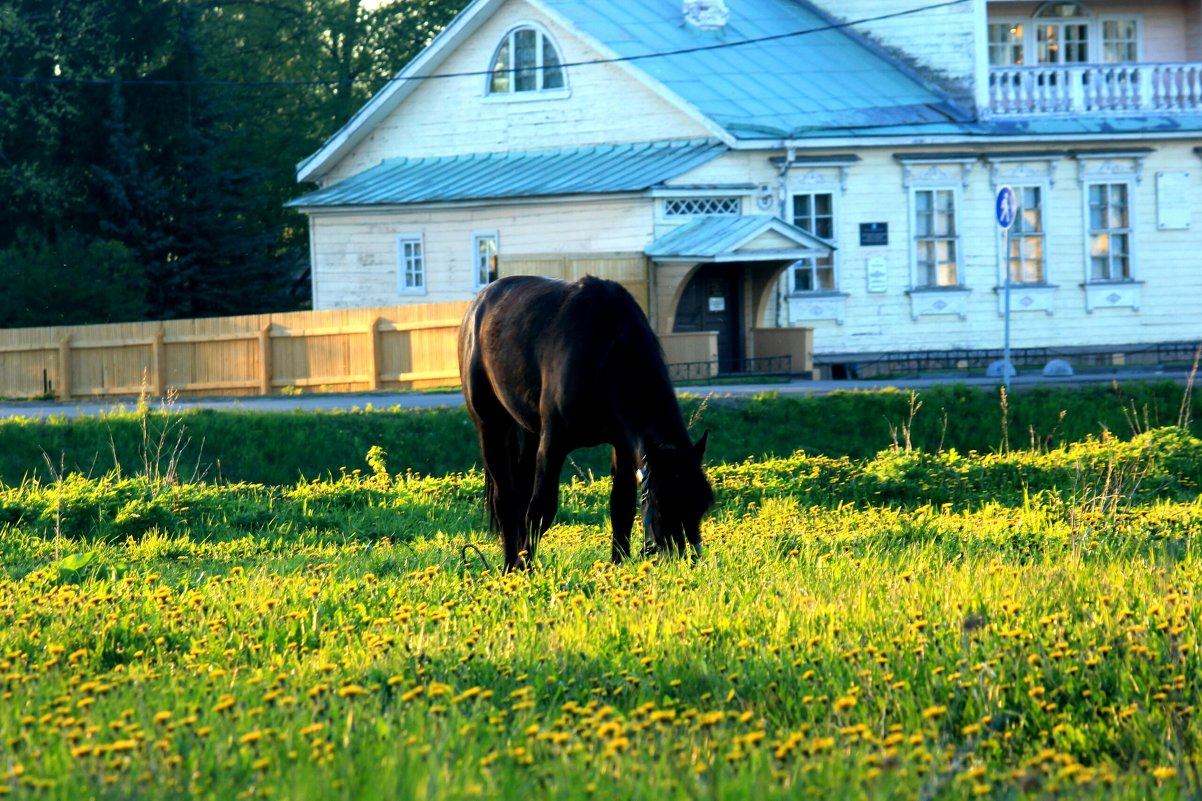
[336, 684, 366, 699]
[1152, 767, 1176, 781]
[921, 705, 947, 720]
[239, 729, 264, 745]
[213, 695, 236, 713]
[833, 696, 857, 712]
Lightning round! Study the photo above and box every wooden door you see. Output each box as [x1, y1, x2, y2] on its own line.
[672, 265, 742, 373]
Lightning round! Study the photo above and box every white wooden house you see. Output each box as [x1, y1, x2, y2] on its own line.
[289, 0, 1202, 377]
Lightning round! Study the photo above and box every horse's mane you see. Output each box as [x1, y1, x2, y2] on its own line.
[570, 276, 683, 442]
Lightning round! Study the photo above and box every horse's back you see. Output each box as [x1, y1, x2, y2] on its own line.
[459, 275, 657, 432]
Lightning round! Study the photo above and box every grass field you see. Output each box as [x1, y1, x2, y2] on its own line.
[0, 407, 1199, 798]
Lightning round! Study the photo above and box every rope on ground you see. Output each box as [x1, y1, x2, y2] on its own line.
[461, 542, 494, 575]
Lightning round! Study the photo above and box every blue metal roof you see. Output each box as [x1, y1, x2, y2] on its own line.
[287, 139, 727, 207]
[542, 0, 969, 140]
[645, 214, 832, 260]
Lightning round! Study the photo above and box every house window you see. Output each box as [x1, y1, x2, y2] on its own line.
[1087, 183, 1131, 281]
[396, 234, 425, 294]
[473, 233, 497, 289]
[489, 26, 565, 94]
[913, 189, 959, 288]
[1005, 186, 1046, 284]
[988, 22, 1024, 66]
[1035, 3, 1090, 64]
[663, 197, 741, 217]
[1101, 19, 1139, 63]
[990, 4, 1143, 68]
[790, 192, 835, 292]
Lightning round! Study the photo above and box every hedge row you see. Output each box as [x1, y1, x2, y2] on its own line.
[0, 380, 1197, 485]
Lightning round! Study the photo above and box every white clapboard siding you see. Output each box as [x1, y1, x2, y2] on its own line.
[323, 0, 713, 184]
[806, 0, 978, 92]
[779, 145, 1202, 354]
[311, 197, 653, 309]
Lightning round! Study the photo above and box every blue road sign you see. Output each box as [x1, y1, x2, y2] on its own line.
[995, 185, 1016, 230]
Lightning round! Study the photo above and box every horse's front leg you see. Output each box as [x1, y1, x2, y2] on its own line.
[609, 447, 636, 563]
[525, 424, 566, 564]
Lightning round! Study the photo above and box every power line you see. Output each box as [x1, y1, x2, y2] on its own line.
[0, 0, 972, 88]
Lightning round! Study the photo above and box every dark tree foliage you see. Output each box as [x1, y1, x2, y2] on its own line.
[0, 0, 465, 327]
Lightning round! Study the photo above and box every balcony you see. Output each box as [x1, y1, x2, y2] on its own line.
[989, 63, 1202, 116]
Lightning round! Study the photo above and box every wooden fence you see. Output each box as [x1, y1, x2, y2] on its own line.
[0, 302, 470, 400]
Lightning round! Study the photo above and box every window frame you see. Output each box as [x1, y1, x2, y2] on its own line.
[788, 191, 838, 294]
[1003, 184, 1048, 285]
[396, 233, 427, 296]
[1099, 16, 1142, 63]
[662, 197, 742, 218]
[472, 231, 498, 291]
[1084, 180, 1135, 283]
[486, 23, 569, 98]
[911, 186, 962, 290]
[988, 20, 1026, 67]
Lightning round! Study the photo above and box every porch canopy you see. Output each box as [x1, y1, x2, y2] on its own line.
[644, 215, 833, 263]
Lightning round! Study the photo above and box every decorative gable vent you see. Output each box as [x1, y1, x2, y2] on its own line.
[683, 0, 729, 31]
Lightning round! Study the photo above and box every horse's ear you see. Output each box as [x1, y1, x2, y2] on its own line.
[693, 430, 709, 459]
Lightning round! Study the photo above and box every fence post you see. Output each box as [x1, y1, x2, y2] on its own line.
[259, 323, 273, 396]
[152, 327, 167, 397]
[368, 316, 382, 391]
[57, 335, 72, 399]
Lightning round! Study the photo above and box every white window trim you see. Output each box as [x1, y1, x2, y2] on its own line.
[1082, 179, 1137, 283]
[662, 197, 743, 219]
[788, 190, 839, 295]
[1099, 15, 1143, 63]
[472, 230, 498, 291]
[909, 185, 964, 291]
[987, 18, 1027, 67]
[906, 185, 969, 319]
[396, 233, 427, 296]
[484, 22, 570, 101]
[993, 181, 1057, 316]
[998, 182, 1052, 286]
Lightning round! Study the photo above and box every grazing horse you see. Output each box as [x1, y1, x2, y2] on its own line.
[458, 275, 714, 571]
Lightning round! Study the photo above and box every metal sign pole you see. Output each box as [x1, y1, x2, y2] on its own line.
[995, 186, 1016, 391]
[1003, 225, 1012, 392]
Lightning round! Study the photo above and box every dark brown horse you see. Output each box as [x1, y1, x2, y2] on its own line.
[458, 275, 713, 571]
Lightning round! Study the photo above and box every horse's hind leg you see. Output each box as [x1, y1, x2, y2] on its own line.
[509, 429, 537, 565]
[525, 423, 567, 561]
[477, 421, 528, 572]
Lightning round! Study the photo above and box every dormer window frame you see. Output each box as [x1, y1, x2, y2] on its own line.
[486, 23, 570, 100]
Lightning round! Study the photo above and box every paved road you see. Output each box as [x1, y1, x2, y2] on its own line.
[0, 368, 1189, 419]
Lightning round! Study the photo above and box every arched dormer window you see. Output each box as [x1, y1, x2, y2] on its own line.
[488, 25, 566, 95]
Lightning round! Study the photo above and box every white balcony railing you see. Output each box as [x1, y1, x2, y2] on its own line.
[989, 63, 1202, 115]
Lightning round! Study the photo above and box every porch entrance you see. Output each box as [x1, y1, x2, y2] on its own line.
[672, 265, 742, 373]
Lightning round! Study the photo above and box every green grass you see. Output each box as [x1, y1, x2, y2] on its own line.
[0, 425, 1199, 799]
[1, 380, 1199, 485]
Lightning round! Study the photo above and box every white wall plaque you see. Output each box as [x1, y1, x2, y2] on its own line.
[866, 256, 887, 293]
[1156, 171, 1191, 230]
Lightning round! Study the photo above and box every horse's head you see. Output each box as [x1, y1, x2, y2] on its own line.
[640, 431, 714, 558]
